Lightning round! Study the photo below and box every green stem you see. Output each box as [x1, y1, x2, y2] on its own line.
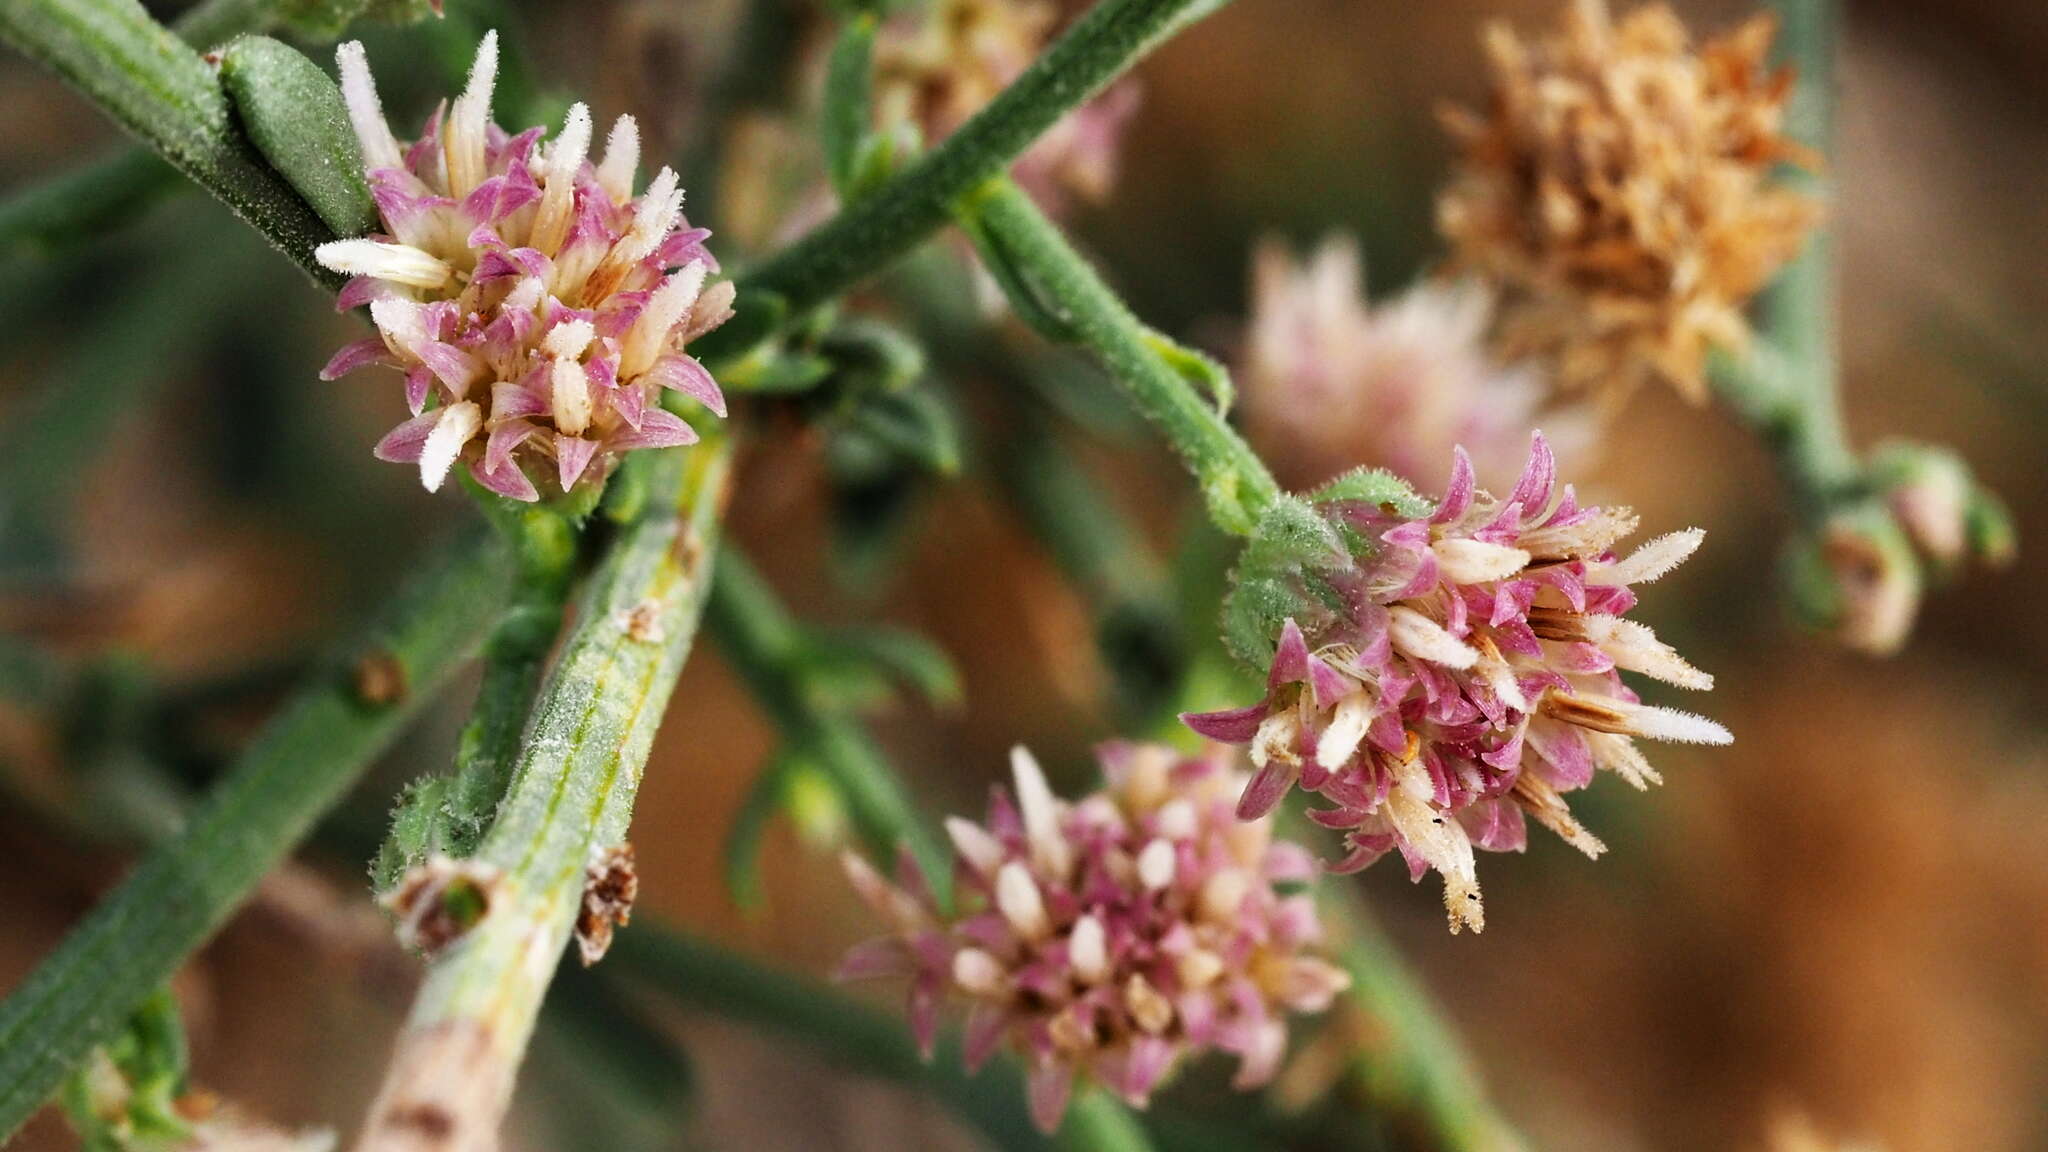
[0, 0, 295, 262]
[0, 522, 514, 1141]
[373, 506, 580, 886]
[1710, 0, 1856, 522]
[354, 440, 731, 1150]
[0, 224, 254, 574]
[958, 177, 1280, 535]
[1058, 1087, 1158, 1152]
[1321, 894, 1524, 1152]
[698, 0, 1238, 359]
[705, 547, 949, 896]
[605, 925, 1045, 1152]
[998, 411, 1186, 724]
[0, 0, 341, 286]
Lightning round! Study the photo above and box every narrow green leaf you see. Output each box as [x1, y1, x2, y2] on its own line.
[822, 15, 876, 196]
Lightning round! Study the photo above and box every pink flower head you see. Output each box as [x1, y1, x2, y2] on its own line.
[1239, 235, 1589, 490]
[1184, 433, 1730, 933]
[316, 34, 734, 501]
[838, 744, 1348, 1133]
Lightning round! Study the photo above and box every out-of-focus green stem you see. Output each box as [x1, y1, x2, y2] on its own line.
[998, 413, 1186, 724]
[1320, 893, 1524, 1152]
[1058, 1087, 1157, 1152]
[0, 0, 341, 285]
[606, 925, 1045, 1152]
[1712, 0, 1856, 519]
[705, 547, 948, 896]
[354, 440, 730, 1151]
[956, 177, 1280, 535]
[697, 0, 1238, 361]
[0, 522, 514, 1141]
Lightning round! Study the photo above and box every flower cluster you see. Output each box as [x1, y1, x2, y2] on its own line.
[1239, 235, 1585, 490]
[1436, 0, 1817, 408]
[1185, 434, 1729, 933]
[873, 0, 1139, 213]
[839, 744, 1348, 1132]
[316, 33, 733, 501]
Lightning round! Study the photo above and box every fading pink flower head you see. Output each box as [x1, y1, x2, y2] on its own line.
[1185, 433, 1729, 933]
[1240, 236, 1587, 489]
[873, 0, 1138, 214]
[838, 744, 1347, 1133]
[316, 34, 734, 501]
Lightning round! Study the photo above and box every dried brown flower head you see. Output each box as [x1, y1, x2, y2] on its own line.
[1436, 0, 1819, 408]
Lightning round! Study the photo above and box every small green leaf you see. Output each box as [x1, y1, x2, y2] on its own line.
[723, 751, 803, 912]
[804, 626, 962, 710]
[822, 16, 876, 196]
[218, 36, 376, 237]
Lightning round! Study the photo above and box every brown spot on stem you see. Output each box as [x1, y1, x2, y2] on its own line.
[622, 599, 666, 644]
[382, 857, 501, 955]
[382, 1104, 456, 1140]
[576, 842, 638, 966]
[353, 651, 408, 707]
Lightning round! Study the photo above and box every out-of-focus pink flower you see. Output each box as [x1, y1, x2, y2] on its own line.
[838, 743, 1347, 1132]
[316, 33, 733, 501]
[1239, 236, 1586, 489]
[873, 0, 1139, 215]
[1185, 433, 1729, 933]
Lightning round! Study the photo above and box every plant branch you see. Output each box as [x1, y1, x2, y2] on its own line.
[0, 0, 342, 285]
[705, 546, 949, 898]
[353, 439, 732, 1151]
[956, 177, 1280, 535]
[1319, 893, 1524, 1152]
[605, 924, 1046, 1152]
[372, 505, 581, 886]
[696, 0, 1239, 361]
[0, 521, 515, 1141]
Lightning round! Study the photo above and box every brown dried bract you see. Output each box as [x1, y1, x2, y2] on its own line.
[575, 842, 638, 966]
[1437, 0, 1820, 410]
[353, 650, 409, 707]
[382, 856, 501, 955]
[622, 598, 666, 644]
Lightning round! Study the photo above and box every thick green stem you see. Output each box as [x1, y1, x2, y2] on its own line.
[353, 441, 731, 1152]
[698, 0, 1238, 360]
[958, 177, 1280, 535]
[0, 523, 514, 1141]
[0, 0, 341, 285]
[605, 925, 1045, 1152]
[705, 547, 948, 895]
[0, 0, 296, 262]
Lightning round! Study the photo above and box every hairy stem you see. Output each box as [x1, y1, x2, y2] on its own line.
[373, 507, 580, 886]
[354, 441, 731, 1152]
[0, 0, 341, 285]
[697, 0, 1238, 360]
[0, 523, 514, 1141]
[705, 547, 948, 897]
[957, 177, 1280, 535]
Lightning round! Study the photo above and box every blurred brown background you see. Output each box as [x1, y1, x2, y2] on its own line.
[1, 0, 2044, 1149]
